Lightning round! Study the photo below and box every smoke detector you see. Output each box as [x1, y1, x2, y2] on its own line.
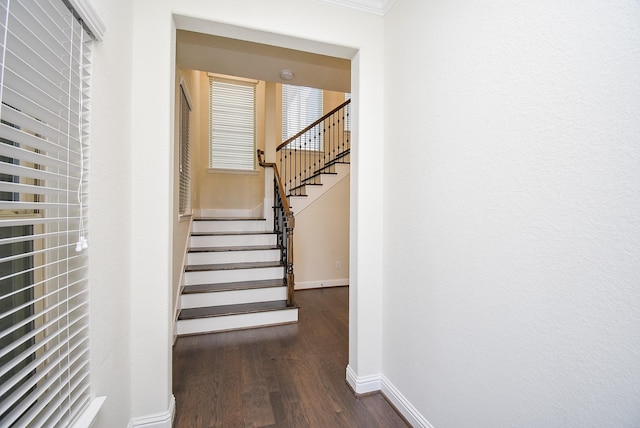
[279, 69, 294, 80]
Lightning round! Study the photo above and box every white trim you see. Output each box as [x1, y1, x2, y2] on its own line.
[70, 396, 106, 428]
[207, 168, 259, 175]
[67, 0, 106, 40]
[344, 368, 434, 427]
[345, 365, 381, 394]
[381, 376, 434, 428]
[295, 278, 349, 290]
[315, 0, 396, 16]
[178, 213, 192, 223]
[173, 217, 193, 344]
[129, 396, 175, 428]
[199, 205, 264, 218]
[263, 194, 274, 229]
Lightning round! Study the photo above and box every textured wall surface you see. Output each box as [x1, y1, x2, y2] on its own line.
[88, 0, 135, 426]
[383, 0, 640, 426]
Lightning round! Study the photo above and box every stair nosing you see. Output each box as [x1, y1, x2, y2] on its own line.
[183, 279, 286, 294]
[185, 261, 284, 272]
[178, 300, 298, 320]
[194, 217, 266, 221]
[191, 231, 276, 237]
[188, 245, 280, 253]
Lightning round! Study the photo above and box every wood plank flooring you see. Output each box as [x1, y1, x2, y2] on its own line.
[172, 287, 409, 428]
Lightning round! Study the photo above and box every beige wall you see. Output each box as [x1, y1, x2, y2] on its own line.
[193, 72, 266, 211]
[294, 174, 350, 287]
[323, 89, 347, 114]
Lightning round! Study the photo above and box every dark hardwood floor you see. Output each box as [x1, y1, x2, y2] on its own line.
[172, 287, 409, 428]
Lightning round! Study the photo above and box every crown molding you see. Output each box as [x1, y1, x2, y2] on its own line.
[316, 0, 396, 16]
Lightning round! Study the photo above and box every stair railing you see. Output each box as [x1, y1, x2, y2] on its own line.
[257, 149, 295, 306]
[276, 99, 351, 197]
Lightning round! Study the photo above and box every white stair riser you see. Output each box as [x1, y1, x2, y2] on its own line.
[181, 287, 287, 309]
[187, 249, 281, 265]
[190, 234, 277, 248]
[184, 266, 283, 286]
[177, 308, 298, 335]
[192, 220, 270, 233]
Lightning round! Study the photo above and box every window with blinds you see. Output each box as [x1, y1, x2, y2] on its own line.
[282, 84, 323, 150]
[0, 0, 93, 425]
[345, 92, 351, 132]
[209, 77, 256, 171]
[179, 80, 191, 215]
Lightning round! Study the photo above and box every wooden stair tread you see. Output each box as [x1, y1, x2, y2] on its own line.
[178, 300, 297, 320]
[194, 217, 266, 221]
[188, 245, 279, 253]
[183, 279, 286, 294]
[185, 261, 283, 272]
[191, 231, 275, 236]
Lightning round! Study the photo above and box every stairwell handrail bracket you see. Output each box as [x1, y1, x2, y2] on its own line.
[257, 149, 295, 307]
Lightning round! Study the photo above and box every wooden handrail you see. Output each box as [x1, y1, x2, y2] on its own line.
[258, 150, 292, 217]
[276, 99, 351, 152]
[257, 149, 295, 306]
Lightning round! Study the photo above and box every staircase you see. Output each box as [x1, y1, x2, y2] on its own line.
[277, 99, 351, 214]
[287, 161, 350, 213]
[176, 218, 298, 336]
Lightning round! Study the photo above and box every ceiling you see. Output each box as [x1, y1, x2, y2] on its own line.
[176, 31, 351, 93]
[175, 0, 396, 91]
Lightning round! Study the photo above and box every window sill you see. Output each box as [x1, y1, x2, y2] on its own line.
[70, 396, 106, 428]
[207, 168, 259, 175]
[178, 213, 192, 223]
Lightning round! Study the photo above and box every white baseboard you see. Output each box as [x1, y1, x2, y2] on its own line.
[345, 367, 433, 427]
[198, 205, 263, 218]
[381, 375, 434, 428]
[129, 395, 175, 428]
[345, 365, 381, 395]
[295, 278, 349, 290]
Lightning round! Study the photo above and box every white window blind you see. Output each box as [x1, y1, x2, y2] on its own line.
[282, 84, 323, 150]
[209, 77, 256, 171]
[0, 0, 93, 426]
[179, 80, 191, 215]
[344, 92, 351, 131]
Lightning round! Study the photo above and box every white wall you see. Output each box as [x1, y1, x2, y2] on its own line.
[89, 0, 134, 425]
[125, 0, 384, 421]
[383, 0, 640, 426]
